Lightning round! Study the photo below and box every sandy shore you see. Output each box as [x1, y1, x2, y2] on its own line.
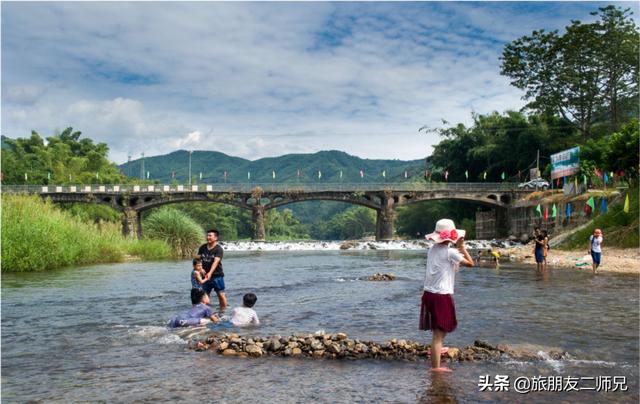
[497, 245, 640, 274]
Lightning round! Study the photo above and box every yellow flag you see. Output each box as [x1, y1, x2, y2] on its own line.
[623, 194, 630, 213]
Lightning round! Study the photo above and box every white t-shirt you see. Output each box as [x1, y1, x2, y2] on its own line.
[424, 243, 464, 295]
[230, 306, 260, 326]
[590, 235, 603, 253]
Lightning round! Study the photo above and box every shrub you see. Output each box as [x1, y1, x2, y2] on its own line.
[142, 207, 204, 258]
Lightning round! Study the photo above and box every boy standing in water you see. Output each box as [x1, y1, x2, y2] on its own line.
[191, 258, 208, 290]
[198, 229, 227, 310]
[420, 219, 474, 372]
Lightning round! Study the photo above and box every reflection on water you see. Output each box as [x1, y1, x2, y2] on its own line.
[2, 251, 638, 402]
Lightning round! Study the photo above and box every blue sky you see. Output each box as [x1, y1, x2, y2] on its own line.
[2, 1, 635, 163]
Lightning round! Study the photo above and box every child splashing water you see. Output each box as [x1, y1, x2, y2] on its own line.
[420, 219, 474, 372]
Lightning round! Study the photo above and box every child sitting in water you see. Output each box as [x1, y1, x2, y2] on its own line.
[191, 258, 208, 290]
[168, 288, 219, 328]
[420, 219, 474, 372]
[211, 293, 260, 328]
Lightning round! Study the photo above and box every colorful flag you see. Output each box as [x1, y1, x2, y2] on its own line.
[556, 178, 560, 187]
[600, 198, 607, 213]
[465, 170, 468, 180]
[296, 169, 300, 177]
[339, 170, 343, 179]
[69, 174, 72, 181]
[574, 176, 578, 191]
[551, 204, 557, 217]
[47, 172, 51, 180]
[501, 172, 505, 180]
[444, 170, 449, 181]
[603, 172, 608, 184]
[583, 174, 587, 187]
[224, 171, 227, 179]
[24, 173, 28, 181]
[146, 171, 150, 179]
[566, 203, 572, 218]
[623, 194, 630, 213]
[424, 169, 429, 178]
[585, 196, 595, 214]
[404, 171, 408, 179]
[272, 170, 275, 179]
[536, 169, 541, 178]
[360, 170, 364, 178]
[382, 170, 386, 178]
[96, 172, 99, 179]
[543, 206, 548, 220]
[318, 170, 322, 179]
[248, 171, 251, 180]
[172, 171, 176, 179]
[594, 167, 602, 178]
[199, 172, 202, 180]
[536, 204, 542, 216]
[483, 171, 487, 180]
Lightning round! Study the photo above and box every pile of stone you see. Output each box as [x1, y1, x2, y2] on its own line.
[367, 273, 396, 281]
[188, 332, 570, 363]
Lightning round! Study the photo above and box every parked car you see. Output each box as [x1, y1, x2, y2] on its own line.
[518, 178, 549, 190]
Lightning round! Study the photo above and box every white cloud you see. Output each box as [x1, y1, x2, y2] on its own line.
[2, 2, 631, 163]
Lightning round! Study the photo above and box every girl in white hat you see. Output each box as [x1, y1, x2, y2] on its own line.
[420, 218, 474, 372]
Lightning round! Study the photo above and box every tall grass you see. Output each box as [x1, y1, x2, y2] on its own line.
[142, 207, 204, 258]
[1, 195, 172, 272]
[558, 189, 639, 250]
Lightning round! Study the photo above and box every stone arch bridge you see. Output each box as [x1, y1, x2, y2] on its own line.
[4, 183, 529, 241]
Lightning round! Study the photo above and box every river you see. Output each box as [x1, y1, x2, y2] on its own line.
[2, 250, 638, 402]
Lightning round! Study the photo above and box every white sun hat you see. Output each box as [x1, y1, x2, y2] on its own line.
[425, 218, 466, 243]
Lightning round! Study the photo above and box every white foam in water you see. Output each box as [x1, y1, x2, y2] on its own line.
[129, 325, 187, 345]
[537, 351, 564, 372]
[221, 239, 513, 251]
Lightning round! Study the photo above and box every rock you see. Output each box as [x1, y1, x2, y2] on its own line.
[245, 344, 263, 357]
[218, 342, 229, 351]
[340, 240, 358, 250]
[222, 349, 237, 356]
[286, 341, 299, 349]
[283, 348, 292, 357]
[328, 343, 342, 354]
[312, 350, 325, 358]
[447, 347, 460, 359]
[292, 348, 302, 356]
[310, 340, 324, 351]
[236, 352, 249, 358]
[229, 337, 242, 345]
[336, 332, 348, 340]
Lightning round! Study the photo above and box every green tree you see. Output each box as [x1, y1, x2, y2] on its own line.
[500, 5, 639, 139]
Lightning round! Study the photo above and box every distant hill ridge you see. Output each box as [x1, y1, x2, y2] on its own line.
[119, 149, 429, 183]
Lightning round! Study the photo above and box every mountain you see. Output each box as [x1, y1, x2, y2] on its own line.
[119, 149, 429, 183]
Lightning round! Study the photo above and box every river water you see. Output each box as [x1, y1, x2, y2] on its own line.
[2, 250, 638, 403]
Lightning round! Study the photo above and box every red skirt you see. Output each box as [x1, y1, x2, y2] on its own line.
[419, 290, 457, 333]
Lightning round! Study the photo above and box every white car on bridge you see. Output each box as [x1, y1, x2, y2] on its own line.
[518, 178, 550, 190]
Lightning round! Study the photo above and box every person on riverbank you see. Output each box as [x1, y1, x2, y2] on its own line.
[191, 258, 208, 290]
[542, 229, 550, 270]
[533, 227, 545, 271]
[198, 229, 227, 310]
[588, 229, 604, 274]
[420, 219, 474, 372]
[168, 288, 219, 328]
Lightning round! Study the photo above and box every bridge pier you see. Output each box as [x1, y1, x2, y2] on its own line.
[375, 197, 396, 241]
[251, 205, 266, 242]
[122, 208, 142, 239]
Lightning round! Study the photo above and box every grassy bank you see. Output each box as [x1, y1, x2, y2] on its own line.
[558, 188, 639, 250]
[1, 195, 172, 272]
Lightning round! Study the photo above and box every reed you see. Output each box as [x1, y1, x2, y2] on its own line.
[1, 195, 172, 272]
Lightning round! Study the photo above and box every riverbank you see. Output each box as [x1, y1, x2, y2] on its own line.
[496, 244, 640, 274]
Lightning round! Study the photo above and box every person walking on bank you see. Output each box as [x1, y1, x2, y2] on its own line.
[420, 219, 474, 372]
[588, 229, 604, 274]
[198, 229, 227, 310]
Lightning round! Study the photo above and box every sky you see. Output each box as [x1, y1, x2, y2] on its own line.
[2, 1, 634, 164]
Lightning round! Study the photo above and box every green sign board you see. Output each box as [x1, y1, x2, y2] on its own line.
[550, 146, 580, 179]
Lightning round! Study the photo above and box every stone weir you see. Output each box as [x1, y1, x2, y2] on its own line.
[186, 331, 570, 363]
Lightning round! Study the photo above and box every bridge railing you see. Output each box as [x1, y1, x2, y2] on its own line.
[2, 182, 523, 194]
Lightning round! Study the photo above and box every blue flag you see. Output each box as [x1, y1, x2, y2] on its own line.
[566, 203, 572, 218]
[603, 172, 608, 184]
[600, 198, 607, 213]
